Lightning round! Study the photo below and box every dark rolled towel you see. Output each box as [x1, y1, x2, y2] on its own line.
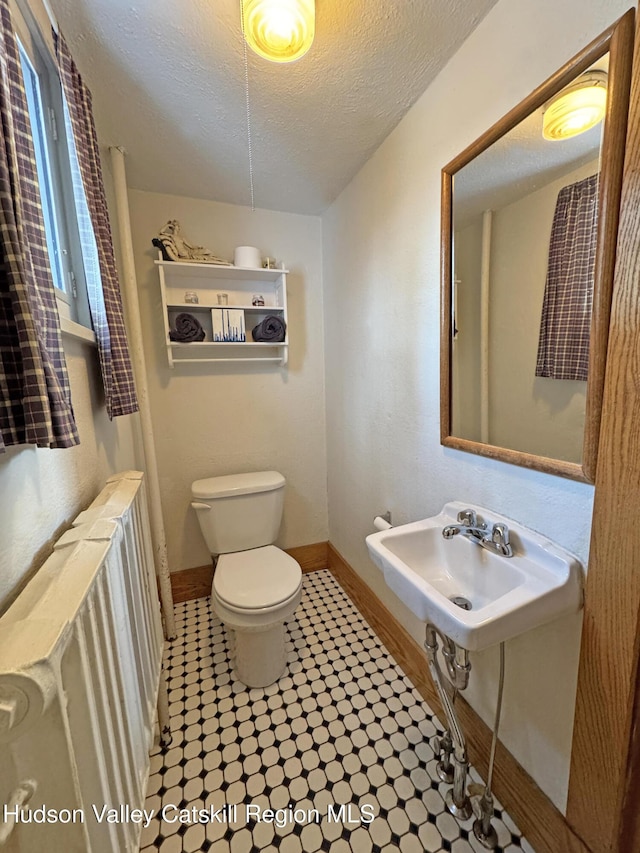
[169, 313, 206, 342]
[252, 315, 286, 343]
[152, 237, 173, 261]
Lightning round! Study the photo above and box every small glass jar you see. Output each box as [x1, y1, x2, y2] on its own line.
[252, 294, 265, 306]
[184, 290, 199, 304]
[217, 293, 229, 305]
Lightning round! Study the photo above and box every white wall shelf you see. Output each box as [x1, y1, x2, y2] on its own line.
[156, 256, 289, 367]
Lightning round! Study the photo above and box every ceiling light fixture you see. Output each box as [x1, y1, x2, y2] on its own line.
[242, 0, 315, 63]
[542, 70, 608, 141]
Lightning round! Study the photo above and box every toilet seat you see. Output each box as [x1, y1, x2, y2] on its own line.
[214, 545, 302, 612]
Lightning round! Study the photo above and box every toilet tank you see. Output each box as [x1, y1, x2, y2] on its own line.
[191, 471, 286, 555]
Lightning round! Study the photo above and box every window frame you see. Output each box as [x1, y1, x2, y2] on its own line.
[10, 0, 93, 332]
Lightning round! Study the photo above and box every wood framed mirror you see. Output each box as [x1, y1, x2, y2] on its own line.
[440, 11, 634, 482]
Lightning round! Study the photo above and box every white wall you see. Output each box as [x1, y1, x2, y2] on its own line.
[128, 191, 328, 572]
[0, 2, 139, 613]
[0, 335, 138, 609]
[322, 0, 629, 811]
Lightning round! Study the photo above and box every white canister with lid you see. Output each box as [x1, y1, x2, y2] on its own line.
[234, 246, 262, 268]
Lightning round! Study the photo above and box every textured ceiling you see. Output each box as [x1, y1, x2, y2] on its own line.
[48, 0, 499, 215]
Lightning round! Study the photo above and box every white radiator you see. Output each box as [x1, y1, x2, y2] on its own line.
[0, 471, 168, 853]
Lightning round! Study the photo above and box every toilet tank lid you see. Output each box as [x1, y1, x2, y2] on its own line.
[191, 470, 285, 499]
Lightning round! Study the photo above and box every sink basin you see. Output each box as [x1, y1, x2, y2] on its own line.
[365, 501, 583, 651]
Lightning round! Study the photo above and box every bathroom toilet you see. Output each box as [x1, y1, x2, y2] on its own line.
[190, 471, 302, 687]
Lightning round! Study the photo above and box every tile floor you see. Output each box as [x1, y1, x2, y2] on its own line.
[140, 570, 535, 853]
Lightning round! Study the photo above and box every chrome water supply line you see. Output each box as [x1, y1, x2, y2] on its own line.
[441, 633, 471, 688]
[473, 642, 506, 849]
[437, 634, 470, 783]
[424, 624, 507, 845]
[424, 625, 472, 820]
[434, 728, 455, 784]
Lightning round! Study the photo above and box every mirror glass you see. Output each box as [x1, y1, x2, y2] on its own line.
[452, 58, 606, 464]
[441, 13, 633, 482]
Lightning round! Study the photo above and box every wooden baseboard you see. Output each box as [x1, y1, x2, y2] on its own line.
[170, 563, 214, 603]
[327, 543, 589, 853]
[170, 541, 329, 603]
[286, 541, 329, 572]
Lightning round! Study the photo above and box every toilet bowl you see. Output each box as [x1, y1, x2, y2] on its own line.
[191, 471, 302, 687]
[213, 545, 302, 687]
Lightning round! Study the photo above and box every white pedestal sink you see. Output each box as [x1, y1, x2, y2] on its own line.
[365, 501, 583, 651]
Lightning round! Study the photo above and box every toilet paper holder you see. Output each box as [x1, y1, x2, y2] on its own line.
[373, 511, 393, 531]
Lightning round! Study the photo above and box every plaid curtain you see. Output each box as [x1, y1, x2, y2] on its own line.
[0, 0, 78, 451]
[55, 32, 138, 419]
[535, 173, 599, 382]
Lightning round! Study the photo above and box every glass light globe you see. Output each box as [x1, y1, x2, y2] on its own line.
[543, 71, 608, 141]
[242, 0, 315, 63]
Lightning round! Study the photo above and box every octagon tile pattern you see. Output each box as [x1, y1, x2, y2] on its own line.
[140, 571, 535, 853]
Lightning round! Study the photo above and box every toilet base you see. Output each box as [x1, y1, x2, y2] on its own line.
[231, 622, 287, 688]
[211, 572, 302, 690]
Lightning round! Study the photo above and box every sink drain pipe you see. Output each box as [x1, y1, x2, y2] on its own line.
[442, 634, 471, 689]
[425, 624, 473, 819]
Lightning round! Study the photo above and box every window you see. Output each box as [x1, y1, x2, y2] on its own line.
[11, 0, 93, 329]
[0, 0, 138, 445]
[18, 41, 66, 292]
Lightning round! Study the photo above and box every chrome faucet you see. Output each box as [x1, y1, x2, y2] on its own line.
[442, 509, 513, 557]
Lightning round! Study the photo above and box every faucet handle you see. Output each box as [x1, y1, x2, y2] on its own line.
[491, 523, 513, 556]
[457, 509, 483, 528]
[491, 522, 509, 543]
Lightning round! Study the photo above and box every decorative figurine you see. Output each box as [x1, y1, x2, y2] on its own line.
[153, 220, 231, 265]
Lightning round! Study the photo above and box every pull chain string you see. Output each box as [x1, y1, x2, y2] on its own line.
[240, 1, 256, 211]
